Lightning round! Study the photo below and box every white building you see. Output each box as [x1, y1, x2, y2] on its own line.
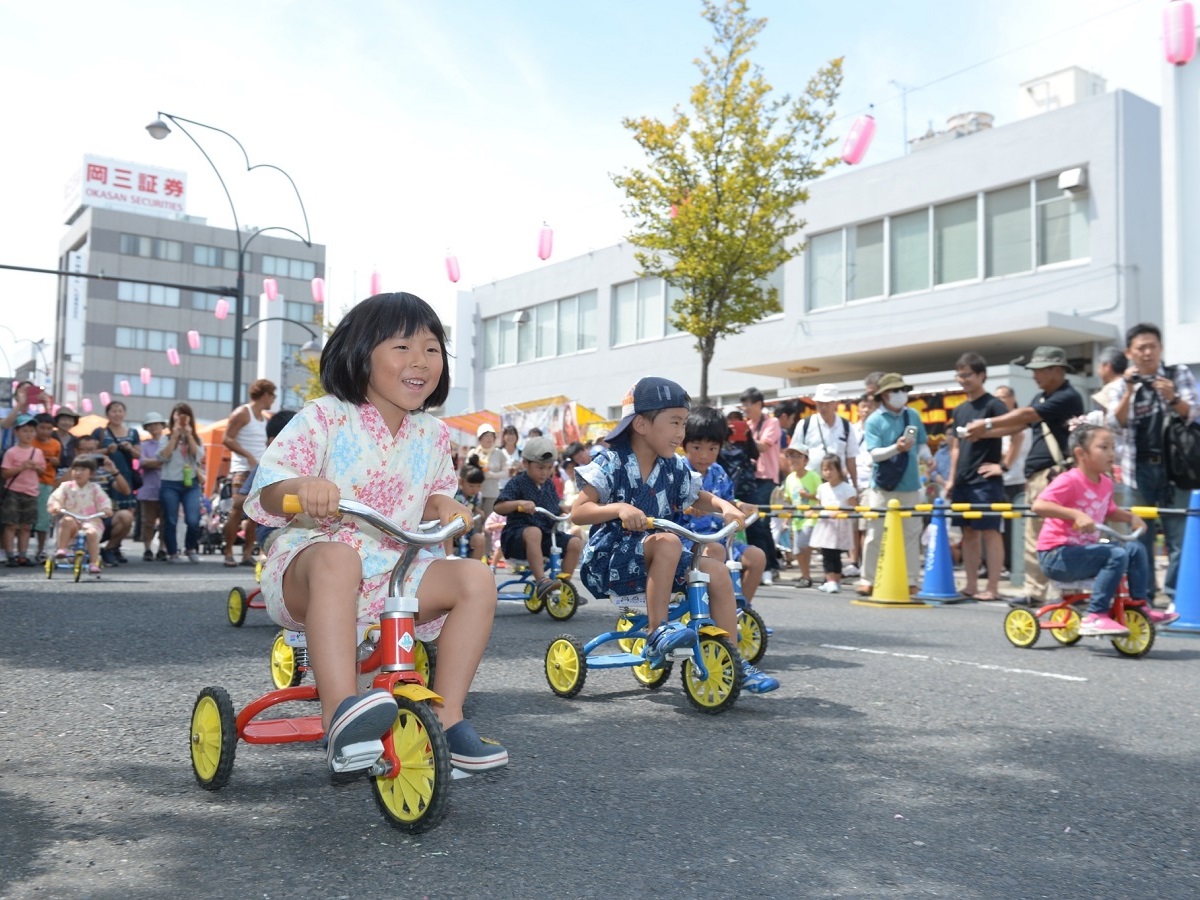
[454, 75, 1165, 420]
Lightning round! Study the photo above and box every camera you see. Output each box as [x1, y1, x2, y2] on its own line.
[1130, 374, 1157, 386]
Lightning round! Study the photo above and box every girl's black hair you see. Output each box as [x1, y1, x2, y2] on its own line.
[819, 453, 845, 478]
[1067, 420, 1109, 463]
[320, 292, 451, 409]
[459, 464, 485, 484]
[684, 405, 729, 445]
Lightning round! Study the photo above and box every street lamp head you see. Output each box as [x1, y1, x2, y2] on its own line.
[298, 339, 322, 363]
[145, 118, 172, 140]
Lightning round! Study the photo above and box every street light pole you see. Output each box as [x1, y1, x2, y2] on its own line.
[145, 113, 312, 410]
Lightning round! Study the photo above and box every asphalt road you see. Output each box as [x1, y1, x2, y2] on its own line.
[1, 557, 1198, 899]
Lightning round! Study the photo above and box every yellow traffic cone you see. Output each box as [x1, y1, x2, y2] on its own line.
[853, 498, 929, 609]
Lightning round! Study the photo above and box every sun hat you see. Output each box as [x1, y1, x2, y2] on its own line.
[783, 437, 811, 456]
[811, 384, 840, 403]
[142, 411, 168, 427]
[873, 373, 914, 397]
[1021, 346, 1074, 372]
[476, 422, 497, 438]
[605, 376, 691, 443]
[520, 436, 557, 462]
[54, 407, 80, 422]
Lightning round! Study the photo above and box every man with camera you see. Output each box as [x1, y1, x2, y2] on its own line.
[1107, 323, 1199, 605]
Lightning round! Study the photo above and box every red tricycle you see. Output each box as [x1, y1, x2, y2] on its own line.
[189, 496, 465, 833]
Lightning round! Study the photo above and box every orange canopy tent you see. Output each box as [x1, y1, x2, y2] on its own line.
[440, 410, 501, 446]
[197, 418, 231, 497]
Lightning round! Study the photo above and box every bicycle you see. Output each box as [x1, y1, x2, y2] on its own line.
[495, 506, 580, 621]
[1003, 525, 1158, 658]
[189, 497, 466, 833]
[44, 511, 105, 581]
[544, 516, 745, 714]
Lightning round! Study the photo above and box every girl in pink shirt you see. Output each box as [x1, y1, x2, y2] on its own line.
[1032, 423, 1165, 636]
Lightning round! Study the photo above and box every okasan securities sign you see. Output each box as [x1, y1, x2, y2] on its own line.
[64, 154, 188, 222]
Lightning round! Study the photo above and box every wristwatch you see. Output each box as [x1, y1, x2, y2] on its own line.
[984, 418, 993, 431]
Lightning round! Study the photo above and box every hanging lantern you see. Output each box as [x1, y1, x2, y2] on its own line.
[263, 278, 279, 301]
[99, 391, 111, 407]
[1164, 1, 1197, 65]
[370, 270, 382, 295]
[537, 224, 554, 260]
[120, 380, 131, 396]
[214, 297, 229, 320]
[82, 398, 93, 413]
[841, 114, 877, 165]
[140, 367, 152, 385]
[167, 347, 181, 366]
[445, 254, 461, 283]
[311, 277, 325, 303]
[51, 403, 60, 416]
[187, 330, 201, 350]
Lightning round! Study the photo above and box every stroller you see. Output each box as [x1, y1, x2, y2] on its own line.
[201, 478, 232, 554]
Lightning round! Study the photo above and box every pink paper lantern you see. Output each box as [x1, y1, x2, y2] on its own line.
[82, 398, 93, 413]
[167, 348, 181, 366]
[841, 114, 877, 165]
[120, 380, 131, 396]
[370, 270, 382, 295]
[214, 297, 229, 320]
[311, 277, 325, 303]
[51, 404, 60, 416]
[99, 391, 111, 407]
[187, 330, 201, 350]
[537, 225, 554, 261]
[1164, 1, 1197, 65]
[263, 278, 279, 301]
[445, 254, 461, 283]
[140, 367, 152, 385]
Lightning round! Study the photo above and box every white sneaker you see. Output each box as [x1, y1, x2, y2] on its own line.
[843, 563, 861, 578]
[187, 551, 200, 564]
[761, 570, 774, 586]
[819, 581, 841, 593]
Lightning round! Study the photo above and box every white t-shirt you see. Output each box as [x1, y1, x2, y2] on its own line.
[803, 415, 860, 475]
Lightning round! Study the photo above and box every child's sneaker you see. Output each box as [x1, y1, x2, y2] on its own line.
[87, 564, 101, 575]
[1146, 608, 1180, 626]
[740, 661, 779, 694]
[818, 581, 841, 593]
[1079, 613, 1130, 637]
[643, 622, 696, 669]
[325, 689, 397, 775]
[55, 549, 68, 559]
[445, 720, 508, 773]
[843, 563, 861, 578]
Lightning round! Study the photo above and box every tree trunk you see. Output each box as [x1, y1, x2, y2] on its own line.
[698, 337, 716, 406]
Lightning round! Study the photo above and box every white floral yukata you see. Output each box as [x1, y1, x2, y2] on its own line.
[244, 396, 457, 640]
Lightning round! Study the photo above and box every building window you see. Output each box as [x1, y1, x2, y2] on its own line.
[889, 209, 930, 295]
[262, 255, 316, 281]
[187, 379, 234, 404]
[112, 374, 176, 399]
[481, 290, 597, 368]
[610, 276, 678, 346]
[808, 231, 844, 310]
[191, 292, 250, 315]
[283, 301, 314, 324]
[1036, 176, 1089, 265]
[193, 245, 238, 268]
[119, 233, 183, 262]
[846, 220, 884, 300]
[116, 281, 180, 307]
[985, 183, 1033, 277]
[116, 327, 177, 352]
[933, 197, 978, 285]
[190, 335, 246, 359]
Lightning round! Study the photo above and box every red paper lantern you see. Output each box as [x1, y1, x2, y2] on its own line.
[1164, 1, 1197, 65]
[214, 298, 229, 320]
[311, 277, 325, 303]
[841, 114, 876, 165]
[538, 225, 554, 260]
[446, 254, 461, 283]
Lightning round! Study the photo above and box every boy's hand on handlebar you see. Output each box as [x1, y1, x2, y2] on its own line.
[1129, 513, 1147, 533]
[720, 504, 747, 529]
[618, 503, 649, 532]
[1072, 512, 1096, 534]
[293, 477, 340, 519]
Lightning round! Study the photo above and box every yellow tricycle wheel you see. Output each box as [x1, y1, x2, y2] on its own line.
[1047, 608, 1082, 645]
[629, 636, 671, 689]
[544, 635, 587, 698]
[1111, 607, 1155, 658]
[227, 586, 248, 627]
[738, 607, 768, 664]
[414, 639, 436, 688]
[544, 580, 579, 621]
[1003, 608, 1040, 648]
[522, 581, 544, 614]
[370, 697, 450, 833]
[681, 634, 741, 714]
[190, 686, 237, 790]
[270, 632, 302, 689]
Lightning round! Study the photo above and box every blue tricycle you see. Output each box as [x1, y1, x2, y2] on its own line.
[496, 506, 580, 621]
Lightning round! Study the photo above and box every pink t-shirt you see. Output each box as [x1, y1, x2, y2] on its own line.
[750, 414, 781, 483]
[2, 444, 45, 497]
[1036, 467, 1119, 551]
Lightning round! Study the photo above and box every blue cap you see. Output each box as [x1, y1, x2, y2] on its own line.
[604, 376, 691, 443]
[14, 413, 36, 428]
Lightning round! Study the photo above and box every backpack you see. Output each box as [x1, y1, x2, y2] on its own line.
[1162, 365, 1200, 489]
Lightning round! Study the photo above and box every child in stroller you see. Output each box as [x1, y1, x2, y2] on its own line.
[201, 477, 232, 554]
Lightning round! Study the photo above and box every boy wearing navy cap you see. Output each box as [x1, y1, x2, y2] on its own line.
[572, 377, 779, 693]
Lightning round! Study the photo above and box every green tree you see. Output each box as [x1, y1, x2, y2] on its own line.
[612, 0, 844, 403]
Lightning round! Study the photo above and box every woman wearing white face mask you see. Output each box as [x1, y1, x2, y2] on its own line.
[858, 373, 928, 598]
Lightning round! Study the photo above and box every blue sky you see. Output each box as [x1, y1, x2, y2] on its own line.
[0, 0, 1165, 376]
